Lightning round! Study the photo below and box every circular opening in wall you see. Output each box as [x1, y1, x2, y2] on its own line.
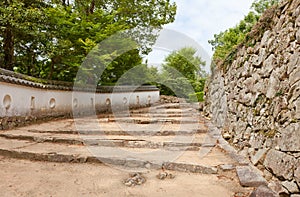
[49, 98, 56, 109]
[90, 98, 94, 106]
[147, 95, 151, 105]
[106, 98, 111, 105]
[73, 98, 78, 108]
[123, 97, 128, 104]
[3, 95, 12, 110]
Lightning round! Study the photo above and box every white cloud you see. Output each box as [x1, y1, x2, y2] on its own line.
[167, 0, 253, 52]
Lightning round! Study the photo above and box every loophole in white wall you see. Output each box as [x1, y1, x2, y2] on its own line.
[3, 94, 12, 110]
[73, 98, 78, 108]
[106, 98, 111, 105]
[49, 98, 56, 109]
[31, 96, 35, 110]
[147, 95, 151, 105]
[123, 97, 128, 104]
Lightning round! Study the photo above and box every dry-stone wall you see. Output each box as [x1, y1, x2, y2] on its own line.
[205, 0, 300, 195]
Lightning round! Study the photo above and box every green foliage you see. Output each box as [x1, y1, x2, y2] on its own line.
[113, 63, 151, 85]
[0, 0, 48, 72]
[188, 92, 204, 102]
[162, 47, 206, 81]
[208, 11, 258, 63]
[208, 0, 279, 66]
[191, 78, 206, 93]
[0, 0, 177, 83]
[159, 47, 207, 100]
[251, 0, 279, 14]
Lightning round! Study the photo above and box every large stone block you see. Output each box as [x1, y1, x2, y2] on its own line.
[281, 180, 300, 193]
[259, 54, 276, 77]
[250, 185, 277, 197]
[289, 65, 300, 86]
[236, 166, 267, 187]
[295, 160, 300, 185]
[266, 72, 280, 99]
[253, 48, 267, 67]
[260, 30, 272, 48]
[264, 150, 296, 180]
[251, 148, 268, 166]
[296, 12, 300, 27]
[288, 81, 300, 104]
[268, 180, 289, 196]
[287, 51, 300, 74]
[296, 28, 300, 44]
[295, 99, 300, 119]
[278, 123, 300, 152]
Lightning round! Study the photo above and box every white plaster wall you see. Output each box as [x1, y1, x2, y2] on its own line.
[0, 81, 159, 117]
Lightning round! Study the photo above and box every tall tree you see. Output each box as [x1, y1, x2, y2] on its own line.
[160, 47, 206, 98]
[251, 0, 279, 14]
[208, 0, 279, 66]
[0, 0, 46, 70]
[162, 47, 206, 81]
[0, 0, 177, 83]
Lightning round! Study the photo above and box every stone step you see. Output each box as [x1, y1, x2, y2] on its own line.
[129, 108, 198, 114]
[0, 132, 214, 151]
[25, 127, 208, 136]
[14, 119, 205, 135]
[0, 103, 240, 175]
[104, 117, 201, 124]
[21, 120, 207, 136]
[101, 113, 195, 118]
[154, 103, 196, 109]
[0, 137, 233, 174]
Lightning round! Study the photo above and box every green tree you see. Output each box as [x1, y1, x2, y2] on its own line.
[251, 0, 279, 14]
[0, 0, 47, 71]
[162, 47, 206, 81]
[41, 5, 125, 81]
[100, 49, 143, 85]
[160, 47, 206, 100]
[0, 0, 177, 83]
[208, 0, 279, 66]
[208, 11, 258, 64]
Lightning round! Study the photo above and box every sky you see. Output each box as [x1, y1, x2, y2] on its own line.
[145, 0, 255, 72]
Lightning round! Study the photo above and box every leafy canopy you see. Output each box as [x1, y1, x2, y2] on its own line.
[0, 0, 177, 83]
[159, 47, 206, 99]
[162, 47, 206, 81]
[208, 0, 279, 67]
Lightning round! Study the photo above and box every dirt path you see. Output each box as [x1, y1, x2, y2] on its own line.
[0, 156, 251, 197]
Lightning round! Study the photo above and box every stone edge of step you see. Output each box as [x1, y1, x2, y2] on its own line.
[205, 121, 278, 197]
[0, 148, 219, 175]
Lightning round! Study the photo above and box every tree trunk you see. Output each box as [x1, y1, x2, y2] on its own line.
[49, 58, 54, 80]
[3, 24, 14, 70]
[89, 0, 95, 14]
[85, 0, 95, 15]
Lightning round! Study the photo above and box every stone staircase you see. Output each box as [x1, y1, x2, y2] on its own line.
[0, 102, 238, 174]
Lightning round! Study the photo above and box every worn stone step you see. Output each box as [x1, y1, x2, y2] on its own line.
[0, 102, 240, 175]
[154, 103, 195, 109]
[0, 148, 219, 174]
[0, 132, 214, 151]
[129, 108, 198, 114]
[23, 121, 207, 136]
[98, 109, 198, 117]
[16, 117, 205, 134]
[26, 128, 208, 136]
[107, 113, 195, 118]
[105, 117, 201, 124]
[0, 138, 231, 174]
